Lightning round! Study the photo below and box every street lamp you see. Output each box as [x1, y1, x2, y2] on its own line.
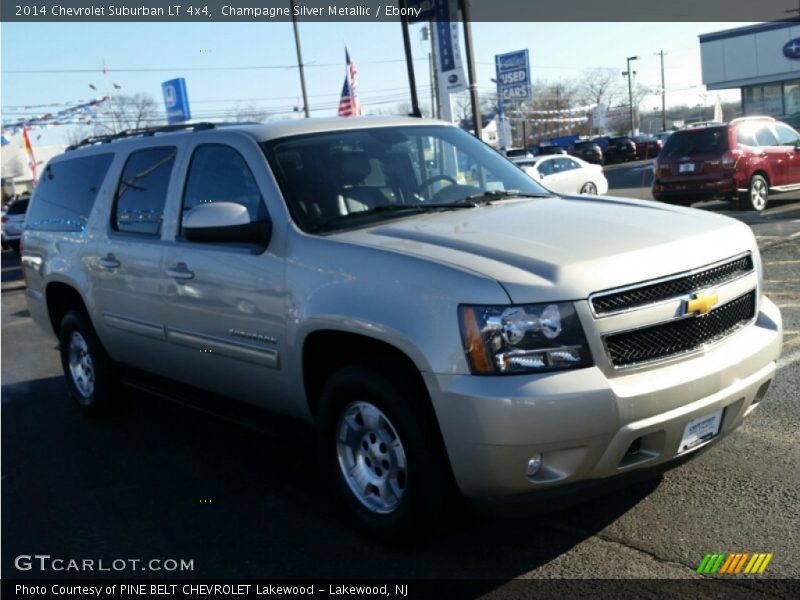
[624, 56, 639, 136]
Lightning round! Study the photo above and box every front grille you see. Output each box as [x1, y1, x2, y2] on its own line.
[591, 254, 753, 316]
[605, 291, 756, 368]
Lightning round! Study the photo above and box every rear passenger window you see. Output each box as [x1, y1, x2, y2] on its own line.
[775, 123, 800, 146]
[181, 144, 265, 227]
[26, 154, 113, 232]
[113, 147, 176, 236]
[753, 126, 778, 147]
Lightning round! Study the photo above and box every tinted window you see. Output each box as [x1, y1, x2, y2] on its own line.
[537, 160, 555, 176]
[182, 145, 265, 229]
[26, 154, 113, 232]
[661, 128, 729, 157]
[7, 199, 29, 215]
[555, 157, 580, 171]
[753, 125, 778, 147]
[775, 123, 800, 146]
[114, 147, 176, 236]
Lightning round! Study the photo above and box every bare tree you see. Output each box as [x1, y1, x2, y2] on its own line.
[576, 69, 624, 110]
[227, 103, 271, 123]
[94, 94, 162, 134]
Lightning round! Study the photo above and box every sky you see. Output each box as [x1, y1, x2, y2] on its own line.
[1, 20, 753, 147]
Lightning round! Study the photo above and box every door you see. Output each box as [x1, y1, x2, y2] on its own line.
[753, 123, 787, 187]
[774, 122, 800, 184]
[91, 146, 176, 375]
[535, 158, 562, 192]
[554, 157, 584, 193]
[160, 142, 287, 410]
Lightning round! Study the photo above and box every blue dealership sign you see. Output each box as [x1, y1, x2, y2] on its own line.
[161, 78, 191, 124]
[783, 38, 800, 60]
[495, 49, 531, 101]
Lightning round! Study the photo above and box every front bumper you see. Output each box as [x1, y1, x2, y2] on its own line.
[424, 296, 782, 498]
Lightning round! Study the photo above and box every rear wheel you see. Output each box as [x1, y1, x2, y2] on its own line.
[739, 174, 768, 211]
[59, 310, 126, 414]
[317, 358, 455, 541]
[580, 182, 597, 195]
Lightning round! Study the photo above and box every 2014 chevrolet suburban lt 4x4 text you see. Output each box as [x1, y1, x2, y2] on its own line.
[22, 117, 783, 540]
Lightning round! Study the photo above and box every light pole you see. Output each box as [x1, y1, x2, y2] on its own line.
[289, 0, 310, 118]
[490, 77, 506, 150]
[656, 50, 666, 131]
[624, 56, 639, 136]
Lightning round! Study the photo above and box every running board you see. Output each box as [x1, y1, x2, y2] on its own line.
[771, 184, 800, 192]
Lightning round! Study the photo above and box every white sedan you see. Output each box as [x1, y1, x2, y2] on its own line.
[513, 156, 608, 196]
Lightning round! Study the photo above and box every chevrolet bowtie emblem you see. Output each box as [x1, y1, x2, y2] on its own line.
[684, 292, 720, 316]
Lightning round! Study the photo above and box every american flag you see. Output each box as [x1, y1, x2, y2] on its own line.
[21, 127, 38, 185]
[338, 48, 361, 117]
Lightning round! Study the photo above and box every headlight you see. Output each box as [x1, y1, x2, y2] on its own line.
[459, 303, 593, 374]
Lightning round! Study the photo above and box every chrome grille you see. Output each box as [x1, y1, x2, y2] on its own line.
[604, 291, 756, 368]
[591, 254, 753, 316]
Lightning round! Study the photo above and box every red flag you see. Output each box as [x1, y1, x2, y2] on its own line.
[21, 127, 38, 185]
[338, 48, 361, 117]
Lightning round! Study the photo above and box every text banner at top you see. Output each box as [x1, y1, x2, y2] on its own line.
[1, 0, 796, 22]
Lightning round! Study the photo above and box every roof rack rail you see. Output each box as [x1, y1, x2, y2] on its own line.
[66, 122, 217, 151]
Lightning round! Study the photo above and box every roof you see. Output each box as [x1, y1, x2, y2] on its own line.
[698, 20, 797, 44]
[65, 116, 451, 154]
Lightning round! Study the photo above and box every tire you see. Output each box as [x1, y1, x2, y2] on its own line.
[739, 174, 769, 212]
[580, 182, 597, 195]
[59, 310, 127, 415]
[317, 358, 456, 542]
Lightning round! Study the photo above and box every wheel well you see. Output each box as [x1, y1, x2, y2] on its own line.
[751, 170, 770, 187]
[46, 282, 88, 335]
[302, 330, 426, 418]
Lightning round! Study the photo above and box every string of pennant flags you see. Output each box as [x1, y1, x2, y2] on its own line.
[1, 97, 109, 135]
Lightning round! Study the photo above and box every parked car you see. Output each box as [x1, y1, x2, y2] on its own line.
[652, 116, 800, 211]
[569, 141, 604, 164]
[536, 144, 568, 156]
[1, 196, 29, 254]
[505, 147, 534, 158]
[22, 117, 782, 540]
[515, 155, 608, 195]
[632, 135, 663, 160]
[602, 136, 638, 163]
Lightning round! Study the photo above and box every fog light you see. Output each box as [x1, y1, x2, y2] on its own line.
[526, 454, 543, 478]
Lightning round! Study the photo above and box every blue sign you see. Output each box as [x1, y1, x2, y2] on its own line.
[161, 78, 191, 124]
[783, 38, 800, 60]
[495, 49, 531, 101]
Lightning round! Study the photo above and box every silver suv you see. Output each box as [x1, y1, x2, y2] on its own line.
[22, 117, 782, 539]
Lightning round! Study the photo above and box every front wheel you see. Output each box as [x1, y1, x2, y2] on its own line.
[739, 174, 769, 211]
[580, 182, 597, 195]
[317, 359, 455, 541]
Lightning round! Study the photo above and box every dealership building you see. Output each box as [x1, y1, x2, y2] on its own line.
[700, 21, 800, 120]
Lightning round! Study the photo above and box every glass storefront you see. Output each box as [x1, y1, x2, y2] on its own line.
[743, 79, 800, 117]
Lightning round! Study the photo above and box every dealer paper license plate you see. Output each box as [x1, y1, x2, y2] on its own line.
[679, 408, 723, 453]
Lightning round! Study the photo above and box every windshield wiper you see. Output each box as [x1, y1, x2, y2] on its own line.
[307, 201, 479, 233]
[464, 190, 554, 203]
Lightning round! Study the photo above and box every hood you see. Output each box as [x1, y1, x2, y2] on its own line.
[330, 196, 755, 303]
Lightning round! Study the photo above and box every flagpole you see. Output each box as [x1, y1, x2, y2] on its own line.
[289, 0, 310, 118]
[398, 0, 422, 117]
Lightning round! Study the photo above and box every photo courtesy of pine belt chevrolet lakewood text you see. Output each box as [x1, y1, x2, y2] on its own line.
[20, 117, 782, 540]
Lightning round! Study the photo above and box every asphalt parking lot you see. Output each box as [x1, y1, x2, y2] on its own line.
[2, 168, 799, 589]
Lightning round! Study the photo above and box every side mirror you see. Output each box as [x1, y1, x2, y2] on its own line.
[182, 201, 271, 245]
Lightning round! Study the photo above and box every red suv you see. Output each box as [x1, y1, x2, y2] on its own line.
[652, 116, 800, 211]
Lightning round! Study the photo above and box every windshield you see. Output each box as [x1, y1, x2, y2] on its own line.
[261, 125, 550, 233]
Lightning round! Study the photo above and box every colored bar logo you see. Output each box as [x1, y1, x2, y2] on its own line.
[697, 552, 773, 574]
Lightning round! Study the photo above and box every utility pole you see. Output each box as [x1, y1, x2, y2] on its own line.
[624, 56, 639, 136]
[399, 0, 422, 117]
[656, 50, 666, 131]
[289, 0, 310, 118]
[460, 0, 482, 139]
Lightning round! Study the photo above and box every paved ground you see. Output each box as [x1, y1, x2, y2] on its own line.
[2, 173, 799, 590]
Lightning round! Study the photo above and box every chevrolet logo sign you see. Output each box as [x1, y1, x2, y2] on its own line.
[683, 291, 720, 316]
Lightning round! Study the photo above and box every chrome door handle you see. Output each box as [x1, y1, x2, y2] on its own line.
[166, 264, 194, 280]
[99, 256, 120, 269]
